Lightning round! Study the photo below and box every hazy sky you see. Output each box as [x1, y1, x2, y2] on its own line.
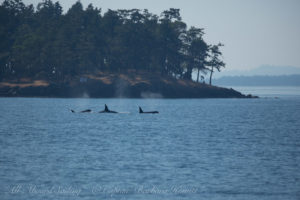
[12, 0, 300, 70]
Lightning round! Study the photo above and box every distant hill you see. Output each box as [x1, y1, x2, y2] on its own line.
[214, 74, 300, 86]
[213, 65, 300, 79]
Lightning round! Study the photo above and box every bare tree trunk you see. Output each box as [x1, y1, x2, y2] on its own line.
[185, 67, 192, 80]
[196, 68, 200, 82]
[209, 66, 214, 85]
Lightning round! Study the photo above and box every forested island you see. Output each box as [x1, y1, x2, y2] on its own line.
[0, 0, 253, 98]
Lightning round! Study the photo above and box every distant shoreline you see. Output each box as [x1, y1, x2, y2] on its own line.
[214, 74, 300, 86]
[0, 73, 257, 99]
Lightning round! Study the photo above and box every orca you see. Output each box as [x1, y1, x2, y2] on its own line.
[99, 104, 118, 113]
[80, 109, 92, 113]
[70, 109, 92, 113]
[139, 106, 159, 114]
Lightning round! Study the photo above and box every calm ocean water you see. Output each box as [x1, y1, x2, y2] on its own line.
[0, 87, 300, 200]
[225, 86, 300, 98]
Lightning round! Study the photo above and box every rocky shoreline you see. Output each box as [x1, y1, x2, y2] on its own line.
[0, 73, 257, 98]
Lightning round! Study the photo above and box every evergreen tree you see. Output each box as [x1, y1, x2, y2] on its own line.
[207, 43, 225, 85]
[0, 0, 225, 84]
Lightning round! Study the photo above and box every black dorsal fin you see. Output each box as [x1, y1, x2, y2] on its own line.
[105, 104, 109, 112]
[139, 106, 143, 113]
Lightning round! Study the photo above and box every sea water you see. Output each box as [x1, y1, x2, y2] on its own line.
[0, 89, 300, 200]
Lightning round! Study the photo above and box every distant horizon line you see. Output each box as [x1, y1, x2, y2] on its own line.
[223, 65, 300, 71]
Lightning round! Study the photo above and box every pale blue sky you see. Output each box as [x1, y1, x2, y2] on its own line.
[10, 0, 300, 70]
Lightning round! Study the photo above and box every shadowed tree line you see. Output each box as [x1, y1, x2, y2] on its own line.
[0, 0, 225, 84]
